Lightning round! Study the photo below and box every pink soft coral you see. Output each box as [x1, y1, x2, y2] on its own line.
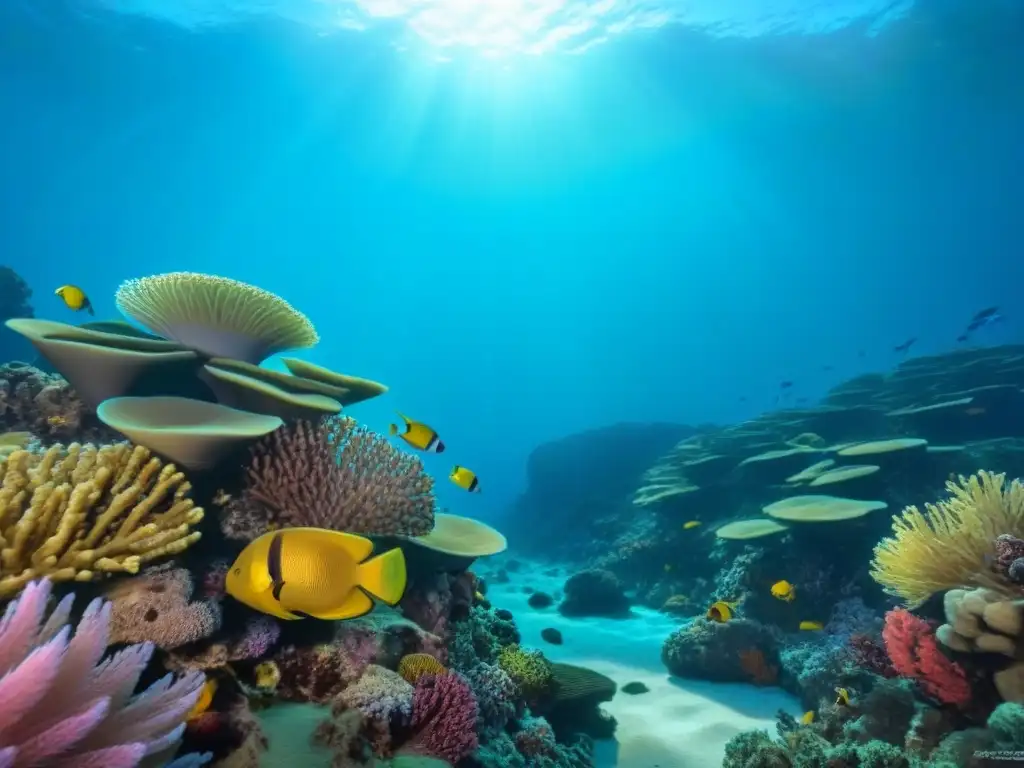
[882, 608, 972, 706]
[0, 579, 206, 766]
[402, 673, 479, 764]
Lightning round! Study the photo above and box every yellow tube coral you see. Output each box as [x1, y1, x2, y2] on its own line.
[870, 471, 1024, 608]
[0, 442, 203, 599]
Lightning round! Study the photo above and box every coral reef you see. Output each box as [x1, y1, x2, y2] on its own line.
[662, 618, 779, 684]
[221, 417, 435, 540]
[105, 567, 222, 650]
[0, 442, 203, 598]
[0, 362, 114, 443]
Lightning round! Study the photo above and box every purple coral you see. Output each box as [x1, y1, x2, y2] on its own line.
[223, 417, 435, 540]
[230, 617, 280, 660]
[0, 579, 206, 766]
[402, 673, 479, 764]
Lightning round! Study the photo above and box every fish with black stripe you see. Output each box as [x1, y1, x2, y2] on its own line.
[225, 527, 407, 621]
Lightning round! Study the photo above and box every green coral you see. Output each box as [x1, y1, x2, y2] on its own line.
[496, 644, 554, 700]
[723, 727, 926, 768]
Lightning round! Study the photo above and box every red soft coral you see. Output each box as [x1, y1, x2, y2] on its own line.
[882, 608, 972, 706]
[402, 673, 479, 764]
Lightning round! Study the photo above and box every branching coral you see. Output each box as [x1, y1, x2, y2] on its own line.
[0, 578, 207, 766]
[222, 417, 435, 540]
[0, 442, 203, 599]
[882, 608, 972, 707]
[871, 471, 1024, 608]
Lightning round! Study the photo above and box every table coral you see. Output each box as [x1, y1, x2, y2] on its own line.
[221, 416, 435, 540]
[0, 442, 203, 599]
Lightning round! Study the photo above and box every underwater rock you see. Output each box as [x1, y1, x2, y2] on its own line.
[507, 421, 698, 559]
[558, 569, 631, 618]
[0, 361, 115, 443]
[540, 628, 563, 645]
[527, 591, 554, 609]
[621, 681, 649, 695]
[662, 618, 779, 684]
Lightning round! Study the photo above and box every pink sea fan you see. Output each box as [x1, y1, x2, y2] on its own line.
[403, 673, 479, 764]
[234, 417, 435, 539]
[0, 579, 207, 766]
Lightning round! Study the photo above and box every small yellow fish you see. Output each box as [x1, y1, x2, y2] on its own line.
[706, 600, 738, 623]
[54, 285, 94, 315]
[771, 580, 796, 602]
[187, 678, 216, 720]
[46, 415, 69, 428]
[389, 412, 445, 453]
[683, 521, 702, 530]
[450, 465, 480, 493]
[254, 661, 281, 691]
[225, 527, 406, 621]
[799, 621, 824, 631]
[835, 687, 850, 706]
[801, 710, 815, 725]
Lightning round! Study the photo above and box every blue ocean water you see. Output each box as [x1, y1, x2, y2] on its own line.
[2, 0, 1023, 521]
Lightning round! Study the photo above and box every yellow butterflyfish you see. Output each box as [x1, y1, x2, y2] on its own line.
[799, 621, 824, 631]
[801, 710, 815, 725]
[771, 580, 796, 602]
[450, 465, 480, 493]
[706, 600, 738, 623]
[225, 527, 406, 621]
[54, 284, 94, 315]
[389, 412, 445, 453]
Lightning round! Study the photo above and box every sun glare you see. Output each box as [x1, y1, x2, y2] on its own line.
[90, 0, 914, 54]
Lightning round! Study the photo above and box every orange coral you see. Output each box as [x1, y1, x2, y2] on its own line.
[398, 652, 447, 684]
[738, 648, 778, 686]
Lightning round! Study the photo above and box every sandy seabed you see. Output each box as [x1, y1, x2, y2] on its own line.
[488, 565, 801, 768]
